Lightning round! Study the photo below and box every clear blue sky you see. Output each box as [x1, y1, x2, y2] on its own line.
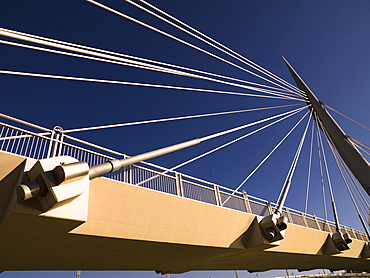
[1, 1, 369, 278]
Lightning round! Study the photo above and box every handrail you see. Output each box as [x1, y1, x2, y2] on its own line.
[0, 120, 367, 240]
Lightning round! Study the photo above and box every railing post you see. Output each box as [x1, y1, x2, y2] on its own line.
[175, 172, 183, 197]
[129, 165, 133, 184]
[324, 220, 332, 233]
[301, 212, 308, 227]
[57, 132, 65, 156]
[120, 156, 128, 183]
[214, 184, 222, 206]
[350, 227, 358, 240]
[267, 201, 273, 214]
[242, 190, 252, 213]
[313, 214, 321, 230]
[285, 208, 293, 223]
[46, 129, 56, 158]
[51, 130, 60, 158]
[47, 126, 63, 158]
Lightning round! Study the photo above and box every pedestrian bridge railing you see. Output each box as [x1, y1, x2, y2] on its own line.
[0, 119, 368, 242]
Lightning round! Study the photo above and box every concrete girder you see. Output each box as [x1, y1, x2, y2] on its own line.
[0, 152, 369, 273]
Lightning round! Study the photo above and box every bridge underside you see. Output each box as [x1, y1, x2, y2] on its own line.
[0, 152, 369, 273]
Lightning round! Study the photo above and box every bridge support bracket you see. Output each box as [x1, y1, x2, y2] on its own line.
[332, 231, 351, 252]
[15, 156, 90, 221]
[361, 242, 370, 259]
[259, 213, 287, 243]
[230, 216, 282, 249]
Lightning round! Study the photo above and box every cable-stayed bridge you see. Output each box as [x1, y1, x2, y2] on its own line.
[0, 104, 369, 273]
[0, 111, 369, 274]
[0, 0, 369, 275]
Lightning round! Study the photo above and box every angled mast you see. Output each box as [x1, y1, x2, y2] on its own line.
[284, 57, 370, 197]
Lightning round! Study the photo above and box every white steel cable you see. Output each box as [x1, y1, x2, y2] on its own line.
[317, 130, 328, 221]
[223, 110, 310, 206]
[0, 38, 301, 101]
[0, 37, 190, 79]
[350, 176, 370, 214]
[0, 133, 49, 141]
[0, 27, 297, 96]
[346, 171, 370, 218]
[352, 142, 370, 156]
[276, 112, 312, 212]
[350, 138, 370, 156]
[135, 106, 307, 187]
[62, 104, 299, 133]
[0, 38, 193, 81]
[200, 107, 306, 142]
[332, 144, 370, 210]
[0, 112, 132, 158]
[332, 140, 370, 208]
[328, 140, 370, 233]
[304, 120, 315, 213]
[177, 107, 307, 169]
[0, 113, 51, 133]
[317, 120, 341, 231]
[135, 0, 301, 94]
[350, 138, 370, 151]
[0, 69, 303, 101]
[86, 0, 302, 94]
[318, 116, 370, 209]
[124, 0, 301, 95]
[325, 105, 370, 131]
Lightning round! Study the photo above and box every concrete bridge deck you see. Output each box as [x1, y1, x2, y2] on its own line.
[0, 151, 369, 274]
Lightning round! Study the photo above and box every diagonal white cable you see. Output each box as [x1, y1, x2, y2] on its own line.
[349, 137, 370, 156]
[344, 167, 370, 216]
[223, 109, 310, 206]
[62, 104, 298, 133]
[0, 69, 304, 102]
[319, 121, 370, 210]
[315, 122, 328, 221]
[320, 118, 370, 211]
[200, 107, 305, 142]
[325, 105, 370, 131]
[349, 173, 370, 212]
[350, 178, 370, 216]
[0, 113, 51, 133]
[350, 138, 370, 150]
[352, 141, 370, 156]
[304, 119, 315, 213]
[0, 37, 190, 79]
[178, 107, 307, 168]
[332, 141, 370, 207]
[275, 112, 312, 213]
[0, 38, 301, 100]
[135, 106, 307, 187]
[0, 133, 49, 141]
[0, 112, 137, 158]
[86, 0, 303, 94]
[327, 139, 370, 235]
[1, 27, 298, 96]
[135, 0, 301, 94]
[316, 120, 341, 231]
[124, 0, 301, 95]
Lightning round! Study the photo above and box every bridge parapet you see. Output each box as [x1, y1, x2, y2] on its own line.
[0, 118, 368, 242]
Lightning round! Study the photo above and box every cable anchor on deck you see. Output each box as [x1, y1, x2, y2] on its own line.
[259, 210, 288, 243]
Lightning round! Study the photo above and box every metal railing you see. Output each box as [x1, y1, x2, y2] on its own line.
[0, 118, 368, 242]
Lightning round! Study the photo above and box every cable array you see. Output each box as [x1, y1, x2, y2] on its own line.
[123, 0, 302, 95]
[0, 0, 369, 233]
[328, 135, 370, 237]
[135, 106, 307, 187]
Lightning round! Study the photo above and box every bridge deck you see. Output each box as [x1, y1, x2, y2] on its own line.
[0, 120, 367, 242]
[0, 151, 369, 273]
